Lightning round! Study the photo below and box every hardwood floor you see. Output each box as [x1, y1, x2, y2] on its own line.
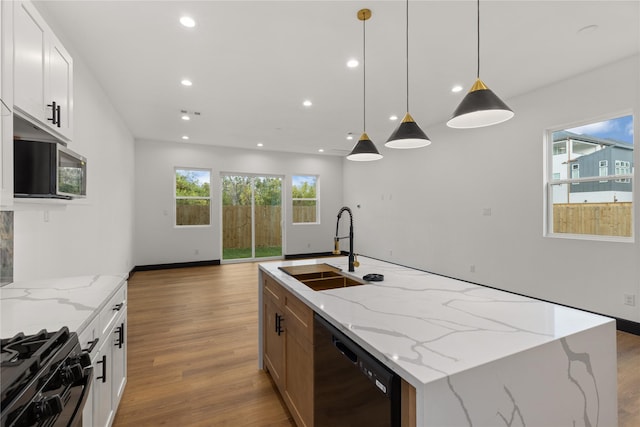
[113, 263, 640, 427]
[112, 263, 294, 427]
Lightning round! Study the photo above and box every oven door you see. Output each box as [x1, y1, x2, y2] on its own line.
[4, 366, 93, 427]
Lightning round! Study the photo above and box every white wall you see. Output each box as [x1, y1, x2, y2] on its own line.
[134, 140, 343, 266]
[13, 54, 135, 281]
[344, 55, 640, 322]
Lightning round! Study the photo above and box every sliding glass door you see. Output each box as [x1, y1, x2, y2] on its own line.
[221, 174, 283, 261]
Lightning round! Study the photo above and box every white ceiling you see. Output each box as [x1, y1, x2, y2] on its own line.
[35, 1, 640, 156]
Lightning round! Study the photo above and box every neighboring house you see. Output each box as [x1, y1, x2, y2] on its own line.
[552, 131, 633, 203]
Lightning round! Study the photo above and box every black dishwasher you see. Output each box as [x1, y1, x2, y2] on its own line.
[314, 313, 401, 427]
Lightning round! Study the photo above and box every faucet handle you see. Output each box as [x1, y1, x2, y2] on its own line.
[353, 253, 360, 268]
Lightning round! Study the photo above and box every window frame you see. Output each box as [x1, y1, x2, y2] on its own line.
[291, 175, 320, 225]
[175, 167, 212, 228]
[544, 112, 634, 242]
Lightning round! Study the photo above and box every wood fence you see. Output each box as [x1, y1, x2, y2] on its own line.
[222, 205, 316, 248]
[553, 202, 632, 237]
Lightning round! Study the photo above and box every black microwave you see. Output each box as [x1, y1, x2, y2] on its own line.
[14, 139, 87, 199]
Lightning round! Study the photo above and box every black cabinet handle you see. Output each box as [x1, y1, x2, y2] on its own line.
[113, 303, 124, 311]
[115, 323, 125, 349]
[83, 338, 99, 354]
[47, 101, 57, 125]
[275, 313, 284, 336]
[96, 355, 107, 383]
[274, 313, 278, 334]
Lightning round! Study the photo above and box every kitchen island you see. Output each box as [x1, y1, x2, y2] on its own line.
[258, 256, 617, 426]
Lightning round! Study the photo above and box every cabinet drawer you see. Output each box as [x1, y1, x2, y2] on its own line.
[100, 286, 126, 336]
[264, 276, 285, 308]
[284, 290, 313, 343]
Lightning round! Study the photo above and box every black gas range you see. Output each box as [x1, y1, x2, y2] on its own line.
[0, 327, 93, 427]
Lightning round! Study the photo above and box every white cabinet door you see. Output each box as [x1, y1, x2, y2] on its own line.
[93, 338, 115, 427]
[0, 0, 13, 208]
[111, 310, 127, 409]
[13, 0, 73, 141]
[13, 1, 45, 120]
[47, 35, 73, 139]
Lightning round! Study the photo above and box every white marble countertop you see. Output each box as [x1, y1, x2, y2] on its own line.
[0, 274, 127, 337]
[259, 256, 614, 388]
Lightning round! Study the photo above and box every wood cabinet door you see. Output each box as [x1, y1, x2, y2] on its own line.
[284, 331, 313, 427]
[263, 290, 285, 390]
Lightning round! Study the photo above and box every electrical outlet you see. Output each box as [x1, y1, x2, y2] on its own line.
[470, 265, 476, 273]
[194, 249, 199, 255]
[624, 294, 636, 306]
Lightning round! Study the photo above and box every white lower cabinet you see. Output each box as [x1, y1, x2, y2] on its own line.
[81, 282, 127, 427]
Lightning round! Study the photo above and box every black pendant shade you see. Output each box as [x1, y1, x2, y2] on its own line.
[447, 79, 514, 129]
[347, 9, 382, 162]
[447, 0, 514, 129]
[347, 132, 383, 161]
[385, 113, 431, 149]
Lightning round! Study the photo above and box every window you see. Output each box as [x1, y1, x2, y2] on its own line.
[546, 114, 633, 238]
[615, 160, 631, 183]
[175, 168, 211, 226]
[599, 160, 608, 182]
[571, 163, 580, 184]
[292, 175, 318, 224]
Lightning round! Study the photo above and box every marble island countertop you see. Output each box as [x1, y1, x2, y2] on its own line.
[0, 274, 127, 337]
[259, 256, 618, 425]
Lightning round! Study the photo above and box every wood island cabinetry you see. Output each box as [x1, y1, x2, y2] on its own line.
[262, 274, 314, 427]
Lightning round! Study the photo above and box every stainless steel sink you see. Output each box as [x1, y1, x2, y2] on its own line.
[278, 263, 365, 291]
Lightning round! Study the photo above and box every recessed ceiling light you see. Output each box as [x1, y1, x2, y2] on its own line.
[346, 133, 354, 140]
[303, 100, 312, 107]
[180, 16, 196, 28]
[318, 148, 324, 153]
[181, 135, 189, 140]
[181, 114, 190, 121]
[451, 85, 464, 93]
[347, 59, 359, 68]
[389, 115, 398, 121]
[181, 79, 193, 86]
[257, 143, 264, 147]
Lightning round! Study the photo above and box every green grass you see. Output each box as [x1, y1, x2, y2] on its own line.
[223, 246, 282, 260]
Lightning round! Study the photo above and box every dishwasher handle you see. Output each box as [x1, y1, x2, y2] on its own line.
[332, 336, 358, 364]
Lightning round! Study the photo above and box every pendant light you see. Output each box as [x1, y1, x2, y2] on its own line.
[385, 0, 431, 149]
[347, 9, 383, 162]
[447, 0, 514, 129]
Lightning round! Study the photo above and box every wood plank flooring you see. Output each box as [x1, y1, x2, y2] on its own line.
[112, 262, 640, 427]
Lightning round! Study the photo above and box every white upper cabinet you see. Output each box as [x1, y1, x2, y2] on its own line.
[14, 0, 73, 142]
[1, 1, 14, 208]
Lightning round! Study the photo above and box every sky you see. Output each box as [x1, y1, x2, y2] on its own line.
[292, 175, 316, 188]
[567, 115, 633, 144]
[177, 169, 210, 185]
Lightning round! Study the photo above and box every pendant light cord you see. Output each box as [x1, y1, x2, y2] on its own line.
[406, 0, 409, 112]
[363, 16, 367, 132]
[476, 0, 480, 79]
